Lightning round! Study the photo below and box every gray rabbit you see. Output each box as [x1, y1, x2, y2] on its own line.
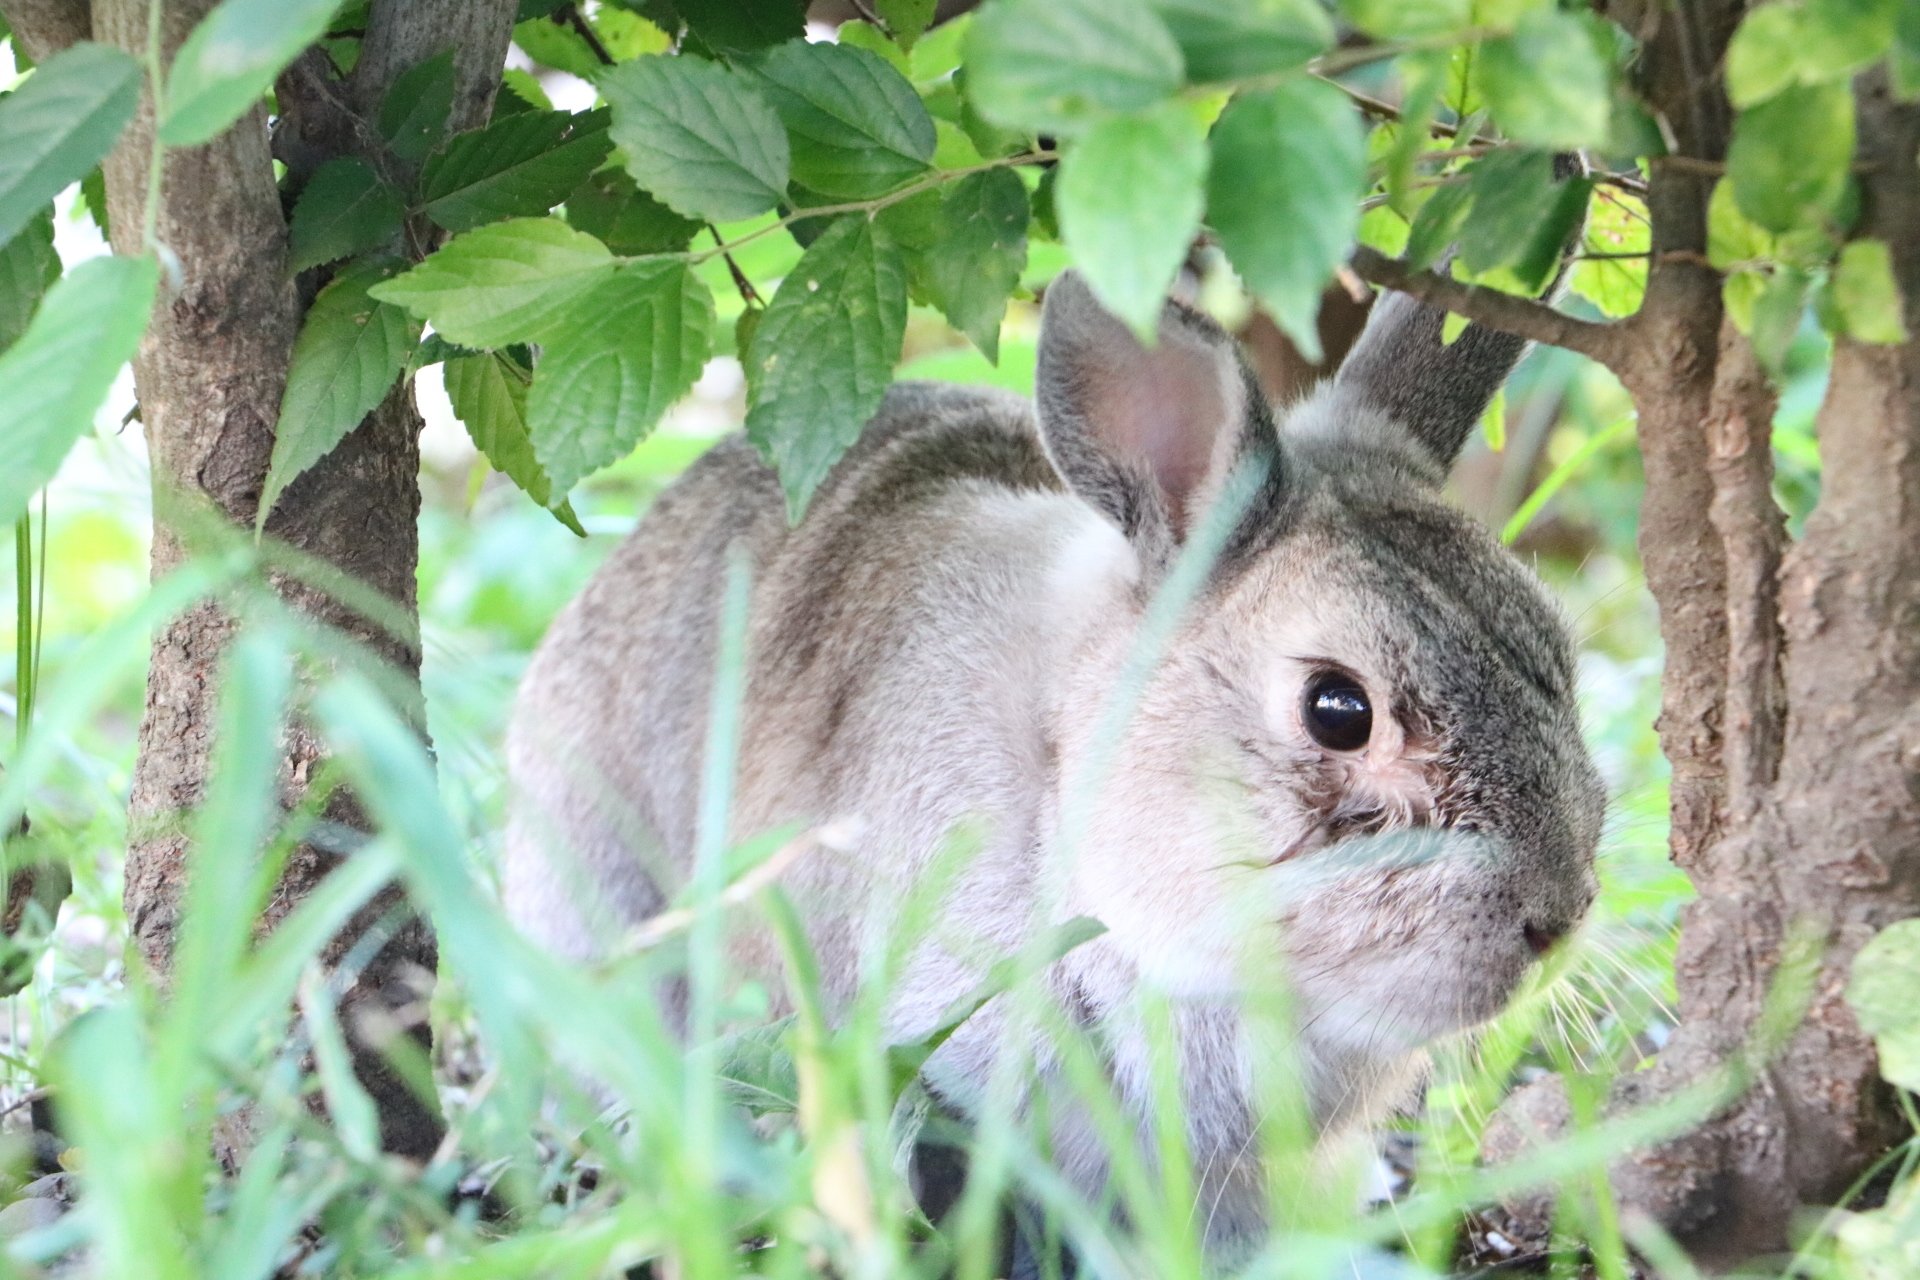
[503, 270, 1603, 1253]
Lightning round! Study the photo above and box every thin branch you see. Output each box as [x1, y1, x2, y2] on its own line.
[0, 0, 89, 61]
[559, 3, 615, 68]
[1349, 245, 1626, 370]
[706, 224, 763, 308]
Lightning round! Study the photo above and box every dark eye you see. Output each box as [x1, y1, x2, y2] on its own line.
[1302, 671, 1372, 752]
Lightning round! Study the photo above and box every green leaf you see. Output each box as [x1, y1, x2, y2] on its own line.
[443, 352, 585, 533]
[0, 208, 61, 353]
[368, 217, 616, 348]
[1058, 101, 1206, 339]
[162, 0, 345, 147]
[287, 157, 405, 272]
[601, 54, 791, 222]
[377, 49, 456, 165]
[1707, 177, 1776, 269]
[1568, 190, 1649, 319]
[1457, 150, 1591, 293]
[0, 254, 158, 529]
[260, 264, 421, 530]
[1149, 0, 1331, 83]
[915, 168, 1029, 360]
[1749, 268, 1809, 373]
[1895, 1, 1920, 99]
[1206, 79, 1365, 361]
[512, 17, 605, 80]
[1847, 919, 1920, 1093]
[1406, 179, 1474, 269]
[1479, 10, 1610, 149]
[1832, 239, 1909, 345]
[1725, 5, 1803, 108]
[0, 42, 141, 251]
[564, 167, 704, 254]
[1728, 82, 1854, 234]
[964, 0, 1184, 136]
[528, 260, 716, 494]
[678, 0, 808, 54]
[745, 217, 907, 518]
[838, 20, 913, 77]
[744, 41, 935, 199]
[1339, 0, 1471, 39]
[876, 0, 937, 50]
[421, 109, 614, 232]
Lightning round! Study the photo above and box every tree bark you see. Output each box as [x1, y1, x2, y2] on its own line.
[89, 0, 515, 1162]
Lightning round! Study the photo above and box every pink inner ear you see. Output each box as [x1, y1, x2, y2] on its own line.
[1083, 335, 1231, 534]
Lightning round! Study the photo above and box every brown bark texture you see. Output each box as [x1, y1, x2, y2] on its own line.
[1477, 5, 1920, 1264]
[71, 0, 516, 1161]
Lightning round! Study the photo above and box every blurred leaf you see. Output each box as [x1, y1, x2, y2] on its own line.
[261, 263, 421, 530]
[1798, 0, 1897, 83]
[1058, 100, 1206, 339]
[1832, 239, 1909, 345]
[0, 253, 157, 530]
[0, 206, 60, 352]
[839, 19, 913, 76]
[964, 0, 1184, 136]
[1707, 177, 1775, 269]
[0, 42, 140, 250]
[512, 16, 604, 79]
[596, 7, 674, 59]
[528, 260, 716, 493]
[422, 108, 614, 232]
[1207, 79, 1364, 361]
[743, 41, 935, 198]
[1847, 918, 1920, 1092]
[1339, 0, 1471, 39]
[876, 0, 935, 49]
[1895, 1, 1920, 99]
[678, 0, 807, 54]
[1569, 190, 1649, 318]
[565, 166, 704, 253]
[1722, 268, 1766, 335]
[1480, 10, 1610, 149]
[1725, 5, 1802, 108]
[913, 167, 1029, 361]
[1749, 268, 1808, 373]
[378, 48, 457, 165]
[1150, 0, 1330, 83]
[444, 352, 586, 533]
[1728, 82, 1854, 233]
[1406, 179, 1473, 270]
[602, 54, 791, 221]
[368, 216, 617, 347]
[719, 1017, 800, 1115]
[300, 973, 382, 1162]
[1458, 150, 1590, 294]
[162, 0, 344, 146]
[745, 217, 907, 518]
[288, 157, 405, 271]
[1481, 386, 1506, 451]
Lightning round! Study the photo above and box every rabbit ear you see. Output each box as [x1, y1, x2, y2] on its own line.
[1323, 290, 1527, 473]
[1036, 272, 1279, 567]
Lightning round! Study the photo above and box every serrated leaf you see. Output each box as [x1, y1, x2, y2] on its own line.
[915, 168, 1029, 360]
[1832, 239, 1909, 345]
[443, 352, 584, 533]
[876, 0, 936, 49]
[368, 217, 616, 348]
[0, 42, 141, 250]
[602, 54, 791, 222]
[378, 49, 456, 165]
[1458, 151, 1591, 294]
[421, 109, 614, 232]
[0, 208, 61, 352]
[745, 217, 907, 518]
[1150, 0, 1331, 83]
[1847, 919, 1920, 1092]
[288, 157, 405, 271]
[0, 254, 158, 529]
[744, 41, 935, 199]
[963, 0, 1184, 137]
[1058, 101, 1206, 339]
[260, 264, 420, 530]
[1728, 82, 1854, 233]
[1568, 190, 1650, 319]
[1479, 10, 1611, 149]
[564, 168, 703, 254]
[1206, 79, 1365, 362]
[162, 0, 344, 147]
[528, 260, 716, 493]
[678, 0, 808, 54]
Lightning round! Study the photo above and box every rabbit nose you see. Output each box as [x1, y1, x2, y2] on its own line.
[1522, 919, 1568, 956]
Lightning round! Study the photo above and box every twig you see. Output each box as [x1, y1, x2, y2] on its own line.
[1349, 245, 1626, 370]
[560, 4, 616, 68]
[706, 225, 764, 308]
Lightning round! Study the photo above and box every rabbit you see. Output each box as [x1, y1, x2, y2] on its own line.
[502, 269, 1604, 1256]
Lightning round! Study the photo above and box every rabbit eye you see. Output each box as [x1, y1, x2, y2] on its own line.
[1302, 672, 1372, 752]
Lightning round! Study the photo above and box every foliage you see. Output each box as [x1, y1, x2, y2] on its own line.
[0, 0, 1916, 1277]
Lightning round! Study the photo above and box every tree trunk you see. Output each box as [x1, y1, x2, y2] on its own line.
[85, 0, 515, 1162]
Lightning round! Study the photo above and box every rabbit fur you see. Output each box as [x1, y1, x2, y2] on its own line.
[503, 271, 1604, 1253]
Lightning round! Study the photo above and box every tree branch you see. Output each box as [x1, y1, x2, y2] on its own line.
[1348, 245, 1626, 371]
[0, 0, 90, 62]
